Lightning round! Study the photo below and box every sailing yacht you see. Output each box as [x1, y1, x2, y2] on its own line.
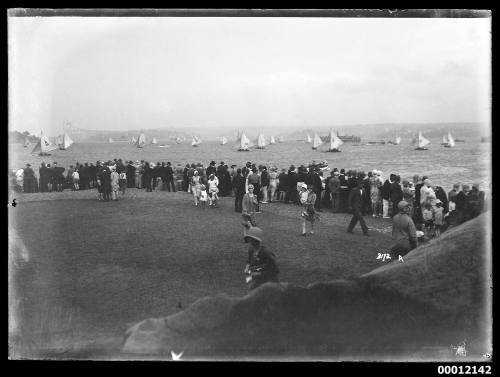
[307, 134, 312, 143]
[270, 136, 276, 144]
[151, 137, 158, 144]
[31, 131, 58, 156]
[441, 135, 449, 145]
[312, 132, 323, 150]
[415, 131, 430, 150]
[136, 133, 146, 148]
[131, 136, 137, 144]
[108, 137, 113, 143]
[255, 134, 266, 149]
[59, 133, 74, 150]
[192, 135, 201, 147]
[444, 132, 455, 148]
[238, 133, 251, 151]
[221, 136, 228, 145]
[388, 136, 401, 145]
[327, 130, 343, 152]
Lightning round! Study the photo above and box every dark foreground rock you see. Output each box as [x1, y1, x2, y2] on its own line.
[122, 213, 491, 360]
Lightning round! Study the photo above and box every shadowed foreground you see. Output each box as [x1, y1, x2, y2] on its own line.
[122, 213, 491, 361]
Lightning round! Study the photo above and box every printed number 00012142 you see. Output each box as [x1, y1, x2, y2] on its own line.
[437, 365, 491, 374]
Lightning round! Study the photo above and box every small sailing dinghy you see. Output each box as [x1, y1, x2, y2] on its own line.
[312, 132, 323, 150]
[326, 130, 343, 152]
[444, 132, 455, 148]
[59, 133, 74, 150]
[238, 132, 251, 151]
[31, 131, 58, 156]
[255, 133, 266, 149]
[221, 136, 228, 145]
[151, 137, 158, 144]
[135, 133, 146, 148]
[191, 135, 201, 147]
[415, 131, 430, 150]
[270, 136, 276, 144]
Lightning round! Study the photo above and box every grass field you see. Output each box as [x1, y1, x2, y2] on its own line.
[9, 189, 395, 358]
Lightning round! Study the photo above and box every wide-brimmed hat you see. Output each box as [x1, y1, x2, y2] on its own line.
[301, 183, 308, 190]
[244, 226, 263, 243]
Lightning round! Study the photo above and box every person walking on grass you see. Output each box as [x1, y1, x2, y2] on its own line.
[346, 180, 369, 236]
[242, 184, 258, 240]
[207, 173, 219, 207]
[243, 227, 279, 290]
[299, 184, 320, 236]
[191, 170, 202, 206]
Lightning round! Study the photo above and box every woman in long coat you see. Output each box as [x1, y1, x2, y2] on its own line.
[110, 167, 120, 200]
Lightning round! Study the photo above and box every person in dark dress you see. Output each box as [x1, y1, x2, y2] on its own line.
[244, 227, 279, 290]
[390, 175, 404, 216]
[182, 164, 190, 192]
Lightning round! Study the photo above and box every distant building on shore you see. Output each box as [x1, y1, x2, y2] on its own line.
[321, 131, 361, 143]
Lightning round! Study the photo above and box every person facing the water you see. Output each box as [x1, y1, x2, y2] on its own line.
[390, 200, 418, 258]
[243, 227, 279, 290]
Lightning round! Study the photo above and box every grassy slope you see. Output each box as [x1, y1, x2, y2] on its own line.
[9, 190, 394, 357]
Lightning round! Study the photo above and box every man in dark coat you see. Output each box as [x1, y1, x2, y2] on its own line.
[165, 162, 175, 192]
[413, 175, 424, 225]
[381, 173, 395, 218]
[23, 164, 36, 193]
[466, 183, 485, 220]
[100, 167, 111, 201]
[338, 169, 349, 213]
[390, 175, 404, 216]
[244, 227, 279, 290]
[362, 171, 372, 215]
[39, 162, 48, 192]
[286, 166, 298, 204]
[312, 169, 323, 211]
[206, 161, 217, 177]
[182, 164, 190, 192]
[346, 180, 369, 235]
[454, 185, 468, 224]
[277, 168, 288, 202]
[232, 168, 246, 212]
[126, 161, 136, 188]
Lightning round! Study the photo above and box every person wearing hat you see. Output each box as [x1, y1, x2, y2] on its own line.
[23, 163, 36, 193]
[268, 166, 279, 202]
[110, 165, 120, 201]
[300, 184, 319, 236]
[286, 165, 298, 204]
[390, 175, 404, 217]
[346, 180, 369, 236]
[246, 168, 261, 212]
[191, 170, 202, 206]
[243, 227, 279, 290]
[329, 170, 341, 213]
[433, 199, 445, 237]
[232, 168, 246, 212]
[466, 183, 486, 220]
[242, 184, 259, 239]
[390, 200, 418, 257]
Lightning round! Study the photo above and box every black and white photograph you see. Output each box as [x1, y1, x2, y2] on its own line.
[8, 9, 492, 362]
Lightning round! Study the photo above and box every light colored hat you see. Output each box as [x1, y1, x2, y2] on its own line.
[194, 170, 199, 175]
[416, 230, 425, 238]
[435, 199, 442, 204]
[244, 226, 263, 243]
[301, 183, 308, 189]
[334, 171, 340, 176]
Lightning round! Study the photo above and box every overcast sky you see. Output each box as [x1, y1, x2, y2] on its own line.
[8, 16, 491, 136]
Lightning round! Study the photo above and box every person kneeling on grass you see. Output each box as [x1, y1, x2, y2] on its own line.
[244, 227, 279, 290]
[300, 184, 320, 236]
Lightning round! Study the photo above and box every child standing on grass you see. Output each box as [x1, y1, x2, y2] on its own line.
[72, 169, 80, 191]
[199, 184, 208, 209]
[300, 184, 319, 236]
[433, 199, 444, 237]
[422, 202, 434, 238]
[119, 171, 127, 195]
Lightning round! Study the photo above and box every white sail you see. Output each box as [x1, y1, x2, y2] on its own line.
[239, 133, 250, 150]
[32, 131, 57, 154]
[417, 131, 430, 148]
[395, 136, 401, 145]
[56, 135, 64, 146]
[136, 133, 146, 148]
[307, 134, 312, 143]
[151, 137, 157, 144]
[221, 136, 227, 145]
[131, 136, 137, 144]
[270, 136, 276, 144]
[442, 135, 448, 144]
[256, 134, 266, 148]
[329, 130, 344, 150]
[447, 132, 455, 147]
[312, 132, 323, 149]
[60, 132, 74, 149]
[192, 135, 201, 146]
[108, 137, 113, 143]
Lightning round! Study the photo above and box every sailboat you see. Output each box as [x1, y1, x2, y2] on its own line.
[387, 135, 401, 145]
[395, 136, 401, 145]
[130, 136, 137, 144]
[192, 135, 201, 147]
[415, 131, 430, 150]
[56, 134, 64, 146]
[23, 137, 30, 148]
[221, 136, 228, 145]
[255, 133, 266, 149]
[31, 131, 58, 156]
[135, 133, 146, 148]
[327, 130, 343, 152]
[307, 134, 312, 143]
[312, 132, 323, 150]
[444, 132, 455, 148]
[59, 132, 74, 150]
[238, 132, 251, 151]
[151, 137, 158, 144]
[108, 137, 113, 143]
[441, 135, 449, 145]
[270, 136, 276, 145]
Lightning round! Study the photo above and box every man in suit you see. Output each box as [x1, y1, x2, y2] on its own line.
[312, 168, 323, 211]
[390, 175, 404, 216]
[346, 180, 369, 236]
[165, 162, 176, 192]
[232, 168, 246, 212]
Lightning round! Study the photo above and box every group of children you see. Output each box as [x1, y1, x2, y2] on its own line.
[198, 183, 220, 208]
[421, 199, 445, 238]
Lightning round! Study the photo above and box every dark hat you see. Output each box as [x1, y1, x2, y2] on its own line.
[26, 163, 31, 167]
[220, 161, 224, 164]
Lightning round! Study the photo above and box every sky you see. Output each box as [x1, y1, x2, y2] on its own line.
[8, 16, 491, 136]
